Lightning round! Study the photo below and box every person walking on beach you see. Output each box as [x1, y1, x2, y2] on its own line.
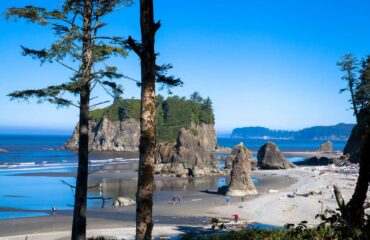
[226, 196, 231, 206]
[232, 213, 239, 222]
[51, 206, 56, 215]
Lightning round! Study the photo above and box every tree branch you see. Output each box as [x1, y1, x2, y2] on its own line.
[334, 185, 346, 214]
[153, 20, 161, 33]
[127, 36, 142, 58]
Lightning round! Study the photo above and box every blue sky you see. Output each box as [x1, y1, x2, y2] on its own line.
[0, 0, 369, 134]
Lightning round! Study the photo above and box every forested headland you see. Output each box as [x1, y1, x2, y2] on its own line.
[90, 92, 215, 143]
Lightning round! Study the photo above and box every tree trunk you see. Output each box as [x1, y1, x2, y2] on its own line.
[135, 0, 158, 239]
[335, 109, 369, 232]
[348, 70, 359, 120]
[71, 1, 93, 239]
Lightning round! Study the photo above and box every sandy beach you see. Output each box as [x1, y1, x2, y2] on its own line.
[0, 159, 366, 239]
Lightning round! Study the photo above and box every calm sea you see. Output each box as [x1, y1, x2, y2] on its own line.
[217, 137, 346, 152]
[0, 134, 347, 220]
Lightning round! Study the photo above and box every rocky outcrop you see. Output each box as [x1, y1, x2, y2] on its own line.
[226, 143, 257, 196]
[155, 123, 218, 177]
[344, 112, 368, 163]
[295, 156, 332, 166]
[224, 143, 257, 170]
[295, 155, 351, 166]
[0, 148, 8, 153]
[317, 141, 333, 152]
[64, 117, 140, 152]
[257, 142, 296, 169]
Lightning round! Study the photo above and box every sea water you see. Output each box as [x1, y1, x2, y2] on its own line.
[0, 134, 347, 220]
[217, 137, 346, 152]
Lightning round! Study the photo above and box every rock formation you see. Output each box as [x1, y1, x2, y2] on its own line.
[155, 123, 218, 177]
[343, 112, 367, 163]
[64, 117, 140, 151]
[295, 156, 332, 166]
[295, 156, 351, 166]
[224, 143, 257, 170]
[0, 148, 8, 153]
[317, 141, 333, 152]
[257, 142, 296, 169]
[226, 143, 257, 196]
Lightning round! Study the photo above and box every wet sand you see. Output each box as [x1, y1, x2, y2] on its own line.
[1, 151, 361, 239]
[0, 169, 295, 238]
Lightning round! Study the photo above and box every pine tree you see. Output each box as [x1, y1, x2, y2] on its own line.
[125, 1, 181, 238]
[357, 56, 370, 112]
[6, 1, 130, 239]
[337, 54, 360, 121]
[335, 54, 370, 230]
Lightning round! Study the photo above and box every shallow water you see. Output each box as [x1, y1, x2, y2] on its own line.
[0, 134, 341, 220]
[0, 211, 49, 220]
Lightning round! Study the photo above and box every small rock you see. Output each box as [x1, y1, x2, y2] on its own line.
[0, 148, 8, 153]
[113, 197, 136, 207]
[317, 141, 333, 152]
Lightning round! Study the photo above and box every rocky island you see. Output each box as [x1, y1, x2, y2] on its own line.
[257, 142, 296, 169]
[65, 93, 219, 176]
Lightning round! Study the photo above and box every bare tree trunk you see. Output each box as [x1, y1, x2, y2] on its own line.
[135, 0, 159, 239]
[348, 70, 359, 121]
[71, 1, 93, 239]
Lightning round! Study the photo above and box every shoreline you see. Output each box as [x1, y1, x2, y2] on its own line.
[0, 166, 364, 239]
[0, 171, 295, 238]
[0, 149, 362, 239]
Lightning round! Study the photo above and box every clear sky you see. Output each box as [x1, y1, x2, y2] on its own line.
[0, 0, 369, 134]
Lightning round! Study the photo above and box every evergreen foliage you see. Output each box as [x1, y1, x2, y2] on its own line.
[337, 54, 370, 119]
[90, 92, 215, 142]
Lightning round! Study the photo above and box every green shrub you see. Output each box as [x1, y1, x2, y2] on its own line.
[190, 128, 199, 136]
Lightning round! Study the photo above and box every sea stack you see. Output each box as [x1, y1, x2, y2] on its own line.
[226, 143, 257, 196]
[317, 141, 333, 152]
[155, 123, 218, 177]
[257, 142, 296, 169]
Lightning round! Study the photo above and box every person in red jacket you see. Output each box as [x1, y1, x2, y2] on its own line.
[232, 213, 239, 222]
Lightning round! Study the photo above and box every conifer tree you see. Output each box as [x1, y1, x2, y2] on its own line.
[337, 54, 360, 120]
[125, 0, 181, 238]
[336, 54, 369, 230]
[6, 1, 130, 239]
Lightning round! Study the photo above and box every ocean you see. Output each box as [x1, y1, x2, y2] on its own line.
[217, 137, 346, 152]
[0, 134, 347, 220]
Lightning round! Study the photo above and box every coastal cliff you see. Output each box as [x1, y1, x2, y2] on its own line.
[64, 117, 140, 152]
[64, 94, 216, 152]
[64, 94, 220, 176]
[155, 122, 218, 177]
[343, 112, 367, 163]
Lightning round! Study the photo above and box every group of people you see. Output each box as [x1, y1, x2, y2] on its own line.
[171, 195, 182, 205]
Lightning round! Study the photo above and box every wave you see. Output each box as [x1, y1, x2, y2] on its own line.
[0, 157, 139, 172]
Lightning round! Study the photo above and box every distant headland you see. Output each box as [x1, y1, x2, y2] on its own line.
[230, 123, 354, 141]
